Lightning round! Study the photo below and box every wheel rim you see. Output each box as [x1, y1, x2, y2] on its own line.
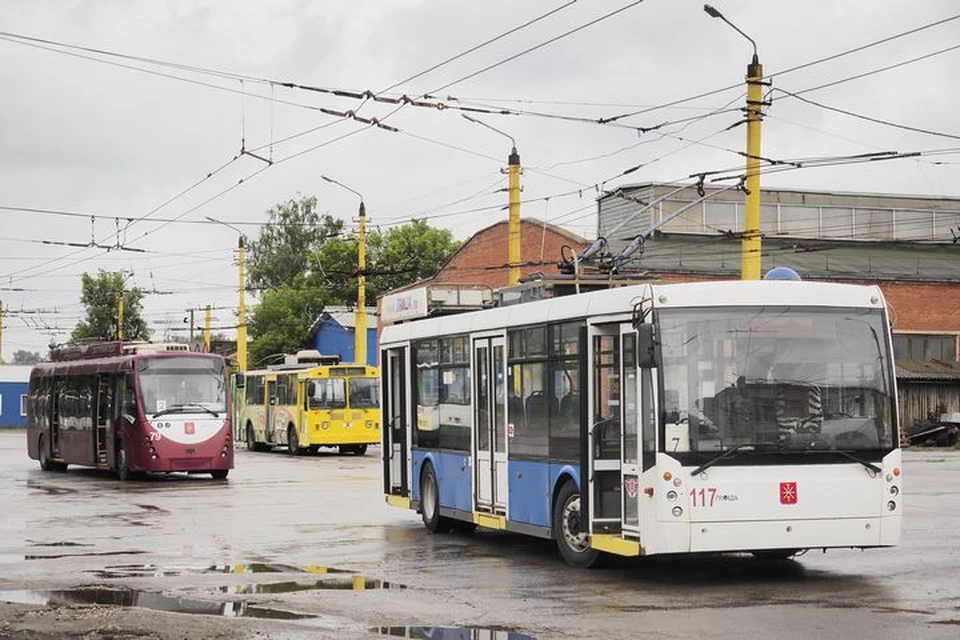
[423, 474, 437, 521]
[561, 495, 589, 553]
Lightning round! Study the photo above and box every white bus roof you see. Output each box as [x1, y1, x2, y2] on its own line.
[380, 280, 886, 344]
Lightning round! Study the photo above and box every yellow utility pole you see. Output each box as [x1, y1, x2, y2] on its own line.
[204, 304, 212, 352]
[117, 295, 125, 341]
[462, 115, 522, 285]
[321, 175, 368, 365]
[704, 4, 764, 279]
[237, 235, 247, 371]
[356, 200, 368, 365]
[507, 145, 522, 285]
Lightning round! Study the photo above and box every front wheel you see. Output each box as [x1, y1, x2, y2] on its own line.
[116, 440, 135, 481]
[210, 469, 229, 480]
[38, 435, 54, 471]
[553, 480, 599, 568]
[420, 463, 454, 533]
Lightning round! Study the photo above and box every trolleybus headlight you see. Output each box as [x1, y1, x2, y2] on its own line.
[886, 501, 897, 512]
[673, 477, 682, 487]
[672, 506, 683, 517]
[366, 420, 374, 428]
[322, 421, 330, 430]
[667, 490, 678, 501]
[886, 473, 893, 482]
[890, 486, 899, 496]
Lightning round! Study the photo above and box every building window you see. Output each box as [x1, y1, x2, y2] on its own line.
[20, 394, 27, 417]
[893, 334, 958, 362]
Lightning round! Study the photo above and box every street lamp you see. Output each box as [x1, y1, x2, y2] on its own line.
[704, 3, 764, 280]
[462, 114, 523, 286]
[206, 216, 248, 371]
[320, 175, 369, 366]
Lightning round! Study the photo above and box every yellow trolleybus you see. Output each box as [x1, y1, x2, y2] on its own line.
[239, 350, 380, 455]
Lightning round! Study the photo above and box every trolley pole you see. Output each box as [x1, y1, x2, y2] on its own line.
[704, 4, 764, 279]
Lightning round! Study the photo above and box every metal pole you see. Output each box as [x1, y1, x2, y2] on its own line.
[205, 305, 212, 352]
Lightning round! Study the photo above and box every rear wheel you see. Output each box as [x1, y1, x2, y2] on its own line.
[210, 469, 229, 480]
[553, 480, 599, 568]
[287, 425, 301, 456]
[246, 424, 258, 451]
[420, 463, 454, 533]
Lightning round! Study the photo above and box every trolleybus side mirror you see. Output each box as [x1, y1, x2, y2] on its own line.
[234, 372, 245, 389]
[637, 324, 658, 369]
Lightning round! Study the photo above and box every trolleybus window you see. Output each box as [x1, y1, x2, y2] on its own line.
[658, 306, 896, 458]
[348, 378, 379, 409]
[138, 356, 226, 416]
[307, 378, 346, 409]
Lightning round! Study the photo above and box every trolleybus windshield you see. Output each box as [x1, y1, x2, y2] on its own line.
[138, 356, 227, 417]
[657, 306, 896, 460]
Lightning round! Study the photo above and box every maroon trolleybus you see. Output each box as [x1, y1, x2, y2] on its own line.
[27, 341, 234, 480]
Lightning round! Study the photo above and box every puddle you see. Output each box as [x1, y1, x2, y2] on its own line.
[0, 587, 314, 620]
[375, 627, 536, 639]
[26, 550, 148, 561]
[28, 485, 78, 496]
[222, 577, 405, 594]
[89, 562, 354, 579]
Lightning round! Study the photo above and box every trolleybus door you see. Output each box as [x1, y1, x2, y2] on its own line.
[266, 380, 277, 442]
[588, 323, 624, 534]
[619, 325, 642, 537]
[383, 346, 409, 497]
[473, 336, 507, 514]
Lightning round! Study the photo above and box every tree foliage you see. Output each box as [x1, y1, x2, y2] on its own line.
[307, 219, 461, 305]
[13, 350, 42, 365]
[246, 196, 461, 364]
[246, 195, 344, 292]
[71, 270, 151, 343]
[247, 286, 328, 368]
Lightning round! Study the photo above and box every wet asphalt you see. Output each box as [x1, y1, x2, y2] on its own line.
[1, 429, 959, 639]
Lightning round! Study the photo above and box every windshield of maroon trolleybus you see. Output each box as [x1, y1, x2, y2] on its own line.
[138, 356, 227, 416]
[656, 306, 896, 456]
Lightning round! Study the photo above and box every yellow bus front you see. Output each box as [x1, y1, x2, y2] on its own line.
[300, 366, 380, 454]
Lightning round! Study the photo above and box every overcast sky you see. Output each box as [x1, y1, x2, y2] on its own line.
[1, 0, 958, 358]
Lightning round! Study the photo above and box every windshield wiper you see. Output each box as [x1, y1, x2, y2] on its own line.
[691, 443, 764, 476]
[803, 448, 881, 474]
[153, 404, 220, 418]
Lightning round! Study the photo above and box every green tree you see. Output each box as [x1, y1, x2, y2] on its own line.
[307, 219, 461, 305]
[247, 286, 327, 368]
[13, 349, 41, 365]
[247, 195, 344, 292]
[71, 270, 151, 342]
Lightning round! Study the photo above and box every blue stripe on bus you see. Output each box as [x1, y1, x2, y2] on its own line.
[412, 449, 584, 530]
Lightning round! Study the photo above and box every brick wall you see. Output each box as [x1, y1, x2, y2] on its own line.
[430, 220, 590, 290]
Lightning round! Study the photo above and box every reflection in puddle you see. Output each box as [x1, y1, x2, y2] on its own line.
[0, 587, 314, 620]
[222, 577, 404, 594]
[90, 562, 354, 579]
[26, 550, 148, 561]
[375, 627, 536, 639]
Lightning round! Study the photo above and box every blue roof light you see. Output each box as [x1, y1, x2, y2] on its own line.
[763, 267, 802, 281]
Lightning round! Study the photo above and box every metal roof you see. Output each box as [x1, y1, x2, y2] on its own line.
[896, 359, 960, 382]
